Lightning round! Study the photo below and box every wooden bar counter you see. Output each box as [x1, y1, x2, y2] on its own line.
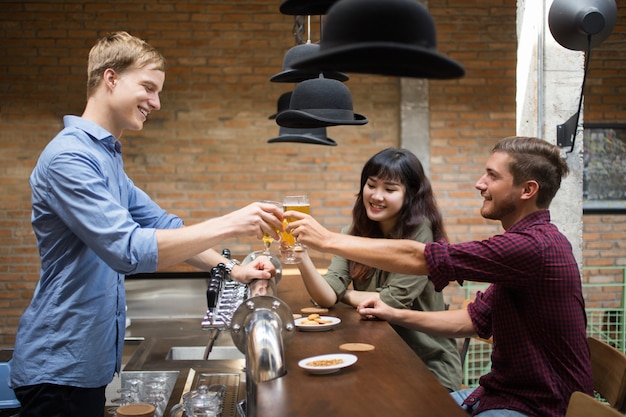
[118, 267, 467, 417]
[257, 271, 466, 417]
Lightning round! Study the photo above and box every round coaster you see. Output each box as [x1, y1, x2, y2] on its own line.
[300, 306, 329, 314]
[115, 403, 155, 417]
[339, 342, 376, 352]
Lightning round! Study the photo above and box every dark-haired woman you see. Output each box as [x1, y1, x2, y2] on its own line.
[295, 147, 462, 391]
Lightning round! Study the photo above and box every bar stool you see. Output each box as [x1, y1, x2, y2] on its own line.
[587, 336, 626, 412]
[566, 391, 624, 417]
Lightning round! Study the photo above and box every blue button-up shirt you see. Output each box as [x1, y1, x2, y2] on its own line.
[10, 116, 184, 389]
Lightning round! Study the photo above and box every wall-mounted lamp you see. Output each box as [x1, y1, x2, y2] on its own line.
[548, 0, 617, 152]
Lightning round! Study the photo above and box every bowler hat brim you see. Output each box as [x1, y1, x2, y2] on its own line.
[267, 133, 337, 146]
[276, 109, 368, 129]
[270, 68, 349, 83]
[292, 42, 465, 79]
[279, 0, 339, 15]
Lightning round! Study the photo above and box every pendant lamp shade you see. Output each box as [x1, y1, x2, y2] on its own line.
[267, 91, 338, 146]
[279, 0, 340, 15]
[270, 43, 348, 83]
[548, 0, 617, 51]
[275, 77, 367, 129]
[291, 0, 465, 79]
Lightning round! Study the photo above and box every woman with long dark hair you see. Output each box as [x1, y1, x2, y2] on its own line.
[295, 147, 462, 391]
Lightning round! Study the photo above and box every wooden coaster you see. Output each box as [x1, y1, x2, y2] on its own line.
[300, 306, 329, 314]
[115, 403, 155, 417]
[339, 342, 376, 352]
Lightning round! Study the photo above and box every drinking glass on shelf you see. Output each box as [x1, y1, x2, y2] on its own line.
[124, 377, 142, 403]
[280, 195, 310, 264]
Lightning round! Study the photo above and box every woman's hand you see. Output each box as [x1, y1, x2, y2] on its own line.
[284, 211, 334, 252]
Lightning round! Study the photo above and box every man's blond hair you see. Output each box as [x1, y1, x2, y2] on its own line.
[86, 31, 166, 98]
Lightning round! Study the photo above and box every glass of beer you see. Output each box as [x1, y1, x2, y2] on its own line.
[261, 200, 282, 255]
[281, 195, 310, 264]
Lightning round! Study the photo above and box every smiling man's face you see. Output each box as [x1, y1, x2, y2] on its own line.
[110, 63, 164, 136]
[475, 151, 523, 227]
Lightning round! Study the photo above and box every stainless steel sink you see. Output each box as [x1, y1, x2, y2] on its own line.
[209, 346, 245, 360]
[166, 345, 244, 361]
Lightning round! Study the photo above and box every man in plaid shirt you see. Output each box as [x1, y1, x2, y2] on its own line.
[286, 136, 593, 417]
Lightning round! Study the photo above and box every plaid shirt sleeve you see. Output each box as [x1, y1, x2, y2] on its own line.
[424, 211, 593, 417]
[426, 212, 552, 291]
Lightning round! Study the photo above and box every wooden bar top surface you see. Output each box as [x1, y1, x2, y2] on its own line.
[256, 271, 466, 417]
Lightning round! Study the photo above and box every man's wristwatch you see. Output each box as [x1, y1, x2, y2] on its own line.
[223, 259, 240, 276]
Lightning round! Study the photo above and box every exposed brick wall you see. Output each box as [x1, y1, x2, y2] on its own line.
[582, 214, 626, 310]
[429, 1, 518, 308]
[0, 0, 400, 347]
[430, 2, 517, 244]
[584, 0, 626, 123]
[0, 1, 624, 347]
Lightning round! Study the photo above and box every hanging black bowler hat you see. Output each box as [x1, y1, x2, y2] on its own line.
[291, 0, 465, 79]
[279, 0, 340, 15]
[268, 92, 293, 120]
[267, 127, 338, 146]
[276, 77, 368, 129]
[268, 91, 338, 145]
[270, 43, 349, 83]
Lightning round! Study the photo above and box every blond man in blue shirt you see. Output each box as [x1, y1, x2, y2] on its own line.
[10, 31, 283, 417]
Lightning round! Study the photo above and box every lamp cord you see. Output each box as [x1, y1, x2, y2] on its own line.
[568, 35, 592, 153]
[293, 15, 306, 44]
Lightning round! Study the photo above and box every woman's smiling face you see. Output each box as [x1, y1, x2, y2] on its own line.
[362, 175, 406, 235]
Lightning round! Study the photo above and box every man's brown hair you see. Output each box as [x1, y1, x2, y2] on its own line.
[493, 136, 570, 208]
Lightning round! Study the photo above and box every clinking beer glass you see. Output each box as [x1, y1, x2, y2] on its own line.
[280, 195, 310, 264]
[261, 200, 282, 255]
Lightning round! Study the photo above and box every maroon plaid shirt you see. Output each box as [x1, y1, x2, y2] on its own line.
[425, 210, 593, 417]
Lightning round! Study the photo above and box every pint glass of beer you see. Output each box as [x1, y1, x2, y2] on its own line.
[281, 195, 310, 264]
[261, 200, 282, 254]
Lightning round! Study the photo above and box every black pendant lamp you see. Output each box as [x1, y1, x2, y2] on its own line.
[275, 77, 367, 129]
[267, 91, 338, 146]
[279, 0, 340, 16]
[290, 0, 465, 79]
[270, 42, 348, 83]
[548, 0, 617, 51]
[548, 0, 617, 152]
